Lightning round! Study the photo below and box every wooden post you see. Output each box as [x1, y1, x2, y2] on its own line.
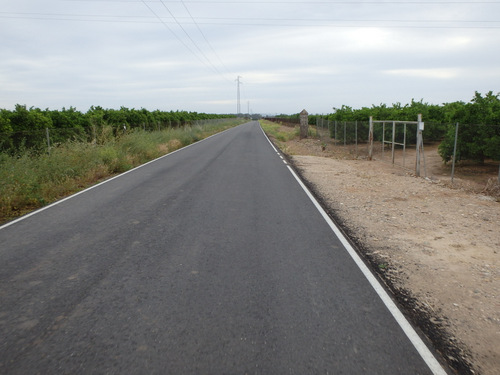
[299, 109, 309, 139]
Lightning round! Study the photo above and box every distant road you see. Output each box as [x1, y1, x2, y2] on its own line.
[0, 121, 446, 374]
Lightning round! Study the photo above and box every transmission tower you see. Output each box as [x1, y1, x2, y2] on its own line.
[236, 76, 242, 116]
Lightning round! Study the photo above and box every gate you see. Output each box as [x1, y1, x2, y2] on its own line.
[368, 114, 425, 176]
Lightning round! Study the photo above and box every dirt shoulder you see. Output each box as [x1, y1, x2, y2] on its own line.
[269, 126, 499, 375]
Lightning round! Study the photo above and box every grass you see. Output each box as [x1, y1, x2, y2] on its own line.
[0, 119, 245, 224]
[259, 119, 300, 143]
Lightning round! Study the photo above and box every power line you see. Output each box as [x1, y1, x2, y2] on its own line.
[179, 0, 231, 75]
[140, 0, 229, 78]
[63, 1, 500, 4]
[4, 12, 499, 23]
[2, 14, 498, 28]
[157, 0, 228, 79]
[2, 12, 499, 29]
[140, 0, 197, 56]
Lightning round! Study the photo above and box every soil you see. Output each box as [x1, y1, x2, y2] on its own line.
[270, 125, 500, 375]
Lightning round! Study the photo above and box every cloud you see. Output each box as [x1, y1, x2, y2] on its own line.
[0, 0, 499, 114]
[384, 68, 461, 80]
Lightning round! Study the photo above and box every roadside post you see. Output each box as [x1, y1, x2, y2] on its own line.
[299, 109, 309, 139]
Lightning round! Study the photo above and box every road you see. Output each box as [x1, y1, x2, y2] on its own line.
[0, 121, 446, 374]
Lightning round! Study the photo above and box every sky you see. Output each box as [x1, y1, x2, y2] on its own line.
[1, 0, 499, 115]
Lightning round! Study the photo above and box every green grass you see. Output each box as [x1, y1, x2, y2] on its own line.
[0, 118, 245, 223]
[259, 119, 299, 143]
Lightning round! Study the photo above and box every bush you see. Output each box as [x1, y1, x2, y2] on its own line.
[438, 92, 500, 163]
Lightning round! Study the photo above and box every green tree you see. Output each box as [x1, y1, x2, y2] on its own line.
[0, 110, 13, 133]
[438, 92, 500, 163]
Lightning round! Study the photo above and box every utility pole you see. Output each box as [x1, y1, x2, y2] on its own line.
[236, 76, 242, 116]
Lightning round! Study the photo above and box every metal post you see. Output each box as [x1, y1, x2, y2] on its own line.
[335, 121, 338, 147]
[416, 114, 423, 177]
[403, 123, 407, 168]
[382, 122, 385, 158]
[451, 122, 459, 184]
[391, 121, 396, 165]
[368, 116, 373, 160]
[355, 120, 358, 157]
[422, 141, 427, 178]
[344, 121, 346, 149]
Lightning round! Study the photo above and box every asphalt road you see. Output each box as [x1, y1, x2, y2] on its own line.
[0, 121, 445, 374]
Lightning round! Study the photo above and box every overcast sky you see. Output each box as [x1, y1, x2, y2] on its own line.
[1, 0, 499, 115]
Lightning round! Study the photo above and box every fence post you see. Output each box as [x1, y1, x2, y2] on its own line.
[416, 114, 423, 177]
[391, 121, 396, 165]
[451, 122, 459, 184]
[46, 128, 51, 155]
[368, 116, 373, 160]
[403, 123, 407, 168]
[344, 121, 347, 149]
[334, 121, 338, 147]
[355, 120, 358, 157]
[382, 122, 386, 158]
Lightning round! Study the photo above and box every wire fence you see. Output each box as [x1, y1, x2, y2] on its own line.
[313, 117, 500, 186]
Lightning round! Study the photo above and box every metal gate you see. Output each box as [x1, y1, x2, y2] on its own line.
[368, 114, 425, 176]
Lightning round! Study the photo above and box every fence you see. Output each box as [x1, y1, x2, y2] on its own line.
[314, 117, 500, 185]
[265, 117, 300, 127]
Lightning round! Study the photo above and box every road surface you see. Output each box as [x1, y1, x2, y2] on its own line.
[0, 121, 446, 374]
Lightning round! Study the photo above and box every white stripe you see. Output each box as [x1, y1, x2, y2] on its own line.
[0, 125, 238, 231]
[260, 123, 447, 375]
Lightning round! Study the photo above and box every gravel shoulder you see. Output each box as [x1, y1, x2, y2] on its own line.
[271, 129, 499, 375]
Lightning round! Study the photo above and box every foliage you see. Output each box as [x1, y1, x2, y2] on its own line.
[279, 92, 500, 161]
[0, 118, 245, 223]
[0, 105, 234, 154]
[438, 91, 500, 162]
[322, 99, 448, 144]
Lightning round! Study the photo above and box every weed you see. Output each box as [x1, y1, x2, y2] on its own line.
[0, 118, 246, 223]
[260, 120, 298, 143]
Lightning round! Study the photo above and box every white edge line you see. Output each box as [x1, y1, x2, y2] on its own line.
[259, 124, 447, 375]
[259, 124, 287, 165]
[0, 125, 237, 231]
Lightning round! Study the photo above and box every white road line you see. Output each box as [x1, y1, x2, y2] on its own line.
[260, 124, 447, 375]
[0, 125, 239, 231]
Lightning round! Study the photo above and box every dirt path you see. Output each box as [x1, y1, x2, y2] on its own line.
[270, 126, 499, 375]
